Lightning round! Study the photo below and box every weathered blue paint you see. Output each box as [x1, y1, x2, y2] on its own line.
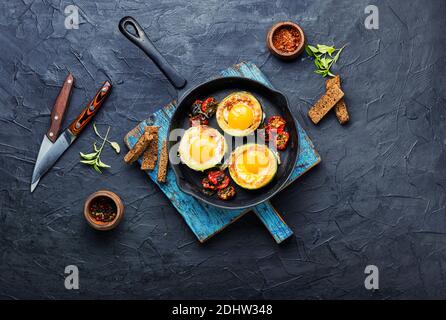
[125, 62, 320, 243]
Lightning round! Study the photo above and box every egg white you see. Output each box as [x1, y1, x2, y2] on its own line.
[179, 125, 227, 171]
[229, 144, 278, 189]
[216, 92, 263, 137]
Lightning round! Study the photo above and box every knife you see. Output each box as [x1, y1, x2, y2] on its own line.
[31, 80, 112, 192]
[32, 73, 74, 190]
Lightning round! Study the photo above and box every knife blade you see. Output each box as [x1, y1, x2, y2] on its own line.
[32, 73, 74, 191]
[31, 80, 112, 192]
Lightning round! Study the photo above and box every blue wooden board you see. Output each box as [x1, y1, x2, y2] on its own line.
[124, 62, 321, 243]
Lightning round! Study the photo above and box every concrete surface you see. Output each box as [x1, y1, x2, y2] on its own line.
[1, 0, 446, 299]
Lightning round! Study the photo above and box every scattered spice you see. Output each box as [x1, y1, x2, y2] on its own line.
[89, 196, 117, 223]
[272, 26, 301, 53]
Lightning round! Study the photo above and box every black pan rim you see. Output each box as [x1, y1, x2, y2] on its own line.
[167, 76, 299, 210]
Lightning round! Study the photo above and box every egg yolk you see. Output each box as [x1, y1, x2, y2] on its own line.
[190, 137, 215, 163]
[242, 150, 269, 174]
[228, 103, 254, 130]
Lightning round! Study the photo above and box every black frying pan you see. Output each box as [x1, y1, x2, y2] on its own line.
[119, 16, 299, 209]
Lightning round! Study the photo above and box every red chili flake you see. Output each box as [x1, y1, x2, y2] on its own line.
[272, 26, 301, 53]
[217, 185, 236, 200]
[275, 131, 290, 150]
[89, 196, 117, 223]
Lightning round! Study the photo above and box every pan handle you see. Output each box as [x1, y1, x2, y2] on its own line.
[118, 16, 187, 89]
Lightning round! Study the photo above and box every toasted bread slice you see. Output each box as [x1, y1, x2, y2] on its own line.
[157, 139, 168, 183]
[141, 126, 159, 170]
[124, 126, 156, 164]
[308, 85, 344, 124]
[326, 75, 349, 124]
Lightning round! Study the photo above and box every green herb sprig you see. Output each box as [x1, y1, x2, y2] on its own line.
[80, 123, 120, 173]
[305, 44, 346, 77]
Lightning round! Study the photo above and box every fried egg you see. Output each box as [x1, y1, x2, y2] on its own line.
[216, 92, 263, 136]
[179, 125, 227, 171]
[229, 144, 277, 189]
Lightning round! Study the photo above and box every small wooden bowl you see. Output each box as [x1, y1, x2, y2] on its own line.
[84, 190, 124, 231]
[267, 21, 305, 60]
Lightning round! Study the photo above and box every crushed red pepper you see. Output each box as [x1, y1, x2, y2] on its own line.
[272, 26, 301, 53]
[89, 196, 117, 223]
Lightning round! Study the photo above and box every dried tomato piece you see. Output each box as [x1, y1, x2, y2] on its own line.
[275, 131, 290, 150]
[189, 114, 208, 126]
[217, 185, 236, 200]
[268, 115, 286, 131]
[191, 100, 203, 116]
[215, 176, 230, 189]
[202, 177, 217, 190]
[207, 170, 224, 185]
[201, 97, 218, 117]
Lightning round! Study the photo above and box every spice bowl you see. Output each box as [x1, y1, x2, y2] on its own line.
[84, 190, 124, 231]
[267, 21, 305, 60]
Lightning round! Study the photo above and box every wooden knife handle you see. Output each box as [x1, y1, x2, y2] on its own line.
[68, 81, 112, 136]
[47, 73, 74, 142]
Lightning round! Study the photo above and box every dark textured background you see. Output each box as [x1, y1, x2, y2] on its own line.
[1, 0, 445, 299]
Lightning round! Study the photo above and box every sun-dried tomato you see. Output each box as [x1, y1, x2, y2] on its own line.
[207, 170, 224, 185]
[191, 100, 203, 116]
[275, 131, 290, 150]
[202, 177, 217, 190]
[215, 176, 229, 189]
[189, 114, 208, 126]
[268, 115, 286, 131]
[201, 97, 218, 117]
[202, 170, 231, 191]
[217, 185, 236, 200]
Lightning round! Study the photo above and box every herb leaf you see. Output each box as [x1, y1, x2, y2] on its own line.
[80, 152, 98, 160]
[305, 45, 314, 56]
[307, 45, 318, 53]
[80, 124, 113, 174]
[96, 158, 111, 168]
[80, 159, 97, 165]
[305, 43, 346, 78]
[93, 164, 102, 174]
[110, 141, 120, 154]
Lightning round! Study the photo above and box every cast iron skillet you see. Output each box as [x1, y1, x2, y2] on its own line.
[119, 16, 299, 209]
